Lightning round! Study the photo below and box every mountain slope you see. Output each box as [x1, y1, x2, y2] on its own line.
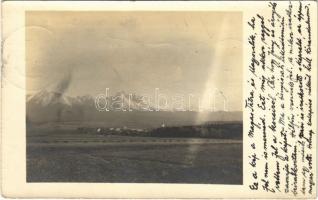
[26, 90, 243, 126]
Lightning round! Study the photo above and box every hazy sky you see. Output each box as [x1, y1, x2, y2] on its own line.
[26, 11, 242, 111]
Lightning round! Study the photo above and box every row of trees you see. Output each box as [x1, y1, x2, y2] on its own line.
[149, 122, 242, 139]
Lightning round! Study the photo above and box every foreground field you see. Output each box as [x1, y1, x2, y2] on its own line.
[27, 132, 242, 184]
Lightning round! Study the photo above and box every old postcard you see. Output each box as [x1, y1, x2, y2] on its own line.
[1, 1, 317, 198]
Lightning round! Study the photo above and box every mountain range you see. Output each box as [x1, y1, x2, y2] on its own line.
[26, 90, 243, 127]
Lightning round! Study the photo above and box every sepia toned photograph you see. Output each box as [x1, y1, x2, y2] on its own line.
[26, 11, 243, 184]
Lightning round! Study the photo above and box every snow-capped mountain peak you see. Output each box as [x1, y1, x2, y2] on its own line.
[27, 90, 155, 111]
[27, 90, 73, 106]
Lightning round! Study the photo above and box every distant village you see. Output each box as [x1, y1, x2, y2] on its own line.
[77, 121, 242, 139]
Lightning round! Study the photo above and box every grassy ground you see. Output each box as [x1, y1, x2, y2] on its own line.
[27, 129, 242, 184]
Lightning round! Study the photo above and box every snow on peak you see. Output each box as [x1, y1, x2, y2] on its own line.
[27, 90, 74, 106]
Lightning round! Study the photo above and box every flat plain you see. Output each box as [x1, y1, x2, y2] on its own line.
[27, 126, 242, 184]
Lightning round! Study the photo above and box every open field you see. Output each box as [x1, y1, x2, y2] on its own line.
[27, 128, 242, 184]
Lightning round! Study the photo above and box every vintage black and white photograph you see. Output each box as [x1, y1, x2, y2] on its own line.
[26, 11, 243, 184]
